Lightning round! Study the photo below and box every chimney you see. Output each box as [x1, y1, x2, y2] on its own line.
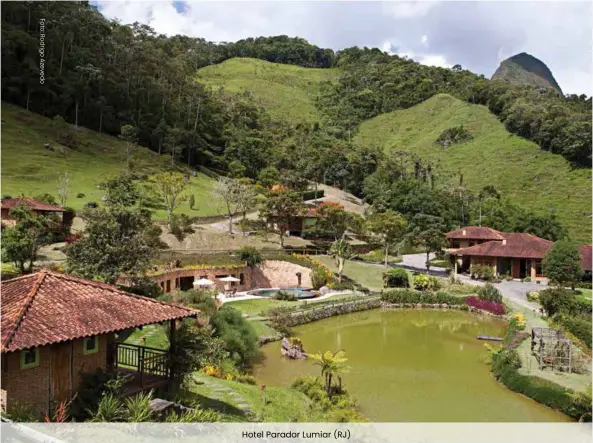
[502, 239, 507, 245]
[462, 229, 467, 236]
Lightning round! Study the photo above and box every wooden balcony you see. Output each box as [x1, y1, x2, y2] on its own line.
[113, 342, 170, 396]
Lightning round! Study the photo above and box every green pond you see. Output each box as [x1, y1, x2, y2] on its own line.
[253, 309, 569, 422]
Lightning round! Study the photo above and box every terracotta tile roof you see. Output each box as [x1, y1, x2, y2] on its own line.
[304, 201, 345, 218]
[454, 233, 553, 259]
[446, 226, 505, 241]
[579, 245, 592, 272]
[1, 271, 197, 352]
[1, 197, 65, 212]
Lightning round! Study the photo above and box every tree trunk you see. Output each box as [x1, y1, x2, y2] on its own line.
[426, 251, 430, 274]
[338, 258, 344, 283]
[99, 108, 103, 133]
[26, 89, 30, 111]
[74, 100, 79, 128]
[60, 39, 65, 75]
[384, 244, 389, 267]
[228, 214, 233, 235]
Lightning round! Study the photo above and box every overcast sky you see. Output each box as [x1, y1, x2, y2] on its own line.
[95, 1, 592, 95]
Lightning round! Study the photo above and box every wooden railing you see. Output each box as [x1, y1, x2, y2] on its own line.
[115, 342, 169, 378]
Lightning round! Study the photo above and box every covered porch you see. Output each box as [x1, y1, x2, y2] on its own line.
[109, 319, 181, 397]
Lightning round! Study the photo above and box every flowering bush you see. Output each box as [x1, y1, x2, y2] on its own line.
[65, 233, 82, 244]
[526, 291, 539, 302]
[201, 365, 220, 378]
[466, 296, 505, 315]
[510, 313, 526, 330]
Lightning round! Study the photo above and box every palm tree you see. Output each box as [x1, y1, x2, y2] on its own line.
[308, 350, 349, 397]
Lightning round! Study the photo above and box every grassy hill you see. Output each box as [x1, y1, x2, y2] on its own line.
[197, 58, 338, 124]
[354, 94, 591, 242]
[1, 103, 217, 219]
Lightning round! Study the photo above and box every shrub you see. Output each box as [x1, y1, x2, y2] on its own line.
[76, 192, 86, 198]
[85, 201, 98, 209]
[466, 296, 505, 315]
[413, 273, 429, 290]
[435, 125, 472, 148]
[275, 290, 297, 301]
[311, 267, 329, 289]
[509, 313, 526, 331]
[383, 267, 410, 288]
[470, 264, 495, 281]
[210, 306, 259, 369]
[556, 314, 592, 348]
[381, 289, 466, 305]
[576, 281, 592, 290]
[237, 246, 263, 267]
[70, 369, 129, 421]
[477, 283, 503, 303]
[526, 291, 539, 302]
[538, 288, 579, 317]
[65, 233, 82, 244]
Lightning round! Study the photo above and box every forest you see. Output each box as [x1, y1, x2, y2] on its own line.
[0, 1, 588, 240]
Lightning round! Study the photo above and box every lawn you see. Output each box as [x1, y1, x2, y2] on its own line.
[315, 256, 386, 291]
[123, 324, 169, 349]
[184, 372, 318, 422]
[1, 102, 217, 221]
[197, 58, 338, 124]
[225, 299, 295, 317]
[576, 288, 592, 302]
[355, 94, 592, 243]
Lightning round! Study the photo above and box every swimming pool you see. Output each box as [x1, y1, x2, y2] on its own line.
[247, 287, 316, 299]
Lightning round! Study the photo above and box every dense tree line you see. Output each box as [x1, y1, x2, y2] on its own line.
[318, 48, 592, 166]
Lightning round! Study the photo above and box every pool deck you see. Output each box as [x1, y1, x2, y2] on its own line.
[219, 289, 363, 304]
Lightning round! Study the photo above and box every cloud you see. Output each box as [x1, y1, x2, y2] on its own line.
[94, 1, 592, 95]
[382, 1, 438, 19]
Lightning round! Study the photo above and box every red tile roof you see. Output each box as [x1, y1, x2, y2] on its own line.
[1, 197, 65, 212]
[1, 271, 197, 352]
[579, 245, 592, 272]
[454, 233, 553, 259]
[446, 226, 505, 241]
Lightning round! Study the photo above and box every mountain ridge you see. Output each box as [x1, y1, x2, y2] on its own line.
[492, 52, 563, 94]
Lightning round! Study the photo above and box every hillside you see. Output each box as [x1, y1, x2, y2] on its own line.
[354, 94, 591, 242]
[492, 53, 563, 94]
[197, 58, 338, 124]
[1, 103, 218, 219]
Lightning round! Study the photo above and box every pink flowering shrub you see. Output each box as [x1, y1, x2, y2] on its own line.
[466, 296, 505, 315]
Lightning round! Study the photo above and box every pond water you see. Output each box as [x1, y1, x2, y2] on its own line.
[253, 309, 569, 422]
[247, 287, 316, 299]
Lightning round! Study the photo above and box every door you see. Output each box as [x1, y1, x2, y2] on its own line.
[51, 343, 72, 404]
[512, 260, 520, 279]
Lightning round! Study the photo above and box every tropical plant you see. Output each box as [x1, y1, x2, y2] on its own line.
[164, 407, 222, 422]
[124, 390, 154, 422]
[308, 350, 350, 398]
[89, 392, 124, 422]
[329, 238, 352, 283]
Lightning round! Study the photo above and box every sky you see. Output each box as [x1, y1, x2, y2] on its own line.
[94, 1, 592, 95]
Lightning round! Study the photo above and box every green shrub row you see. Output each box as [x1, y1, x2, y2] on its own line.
[492, 346, 590, 421]
[381, 289, 467, 305]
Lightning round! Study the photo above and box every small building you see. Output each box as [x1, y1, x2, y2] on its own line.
[446, 227, 592, 280]
[1, 270, 197, 416]
[1, 197, 72, 231]
[267, 201, 345, 237]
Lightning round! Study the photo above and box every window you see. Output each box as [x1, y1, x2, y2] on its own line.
[20, 348, 39, 369]
[450, 241, 460, 248]
[83, 336, 99, 355]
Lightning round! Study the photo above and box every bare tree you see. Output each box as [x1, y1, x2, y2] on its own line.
[212, 177, 241, 235]
[235, 179, 257, 236]
[57, 172, 71, 206]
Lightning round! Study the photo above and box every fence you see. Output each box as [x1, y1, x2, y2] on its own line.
[115, 342, 170, 378]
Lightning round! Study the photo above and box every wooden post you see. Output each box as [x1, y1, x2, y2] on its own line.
[139, 346, 145, 389]
[168, 319, 176, 391]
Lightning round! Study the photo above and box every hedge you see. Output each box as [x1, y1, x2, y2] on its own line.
[492, 345, 590, 420]
[381, 289, 467, 305]
[302, 190, 325, 201]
